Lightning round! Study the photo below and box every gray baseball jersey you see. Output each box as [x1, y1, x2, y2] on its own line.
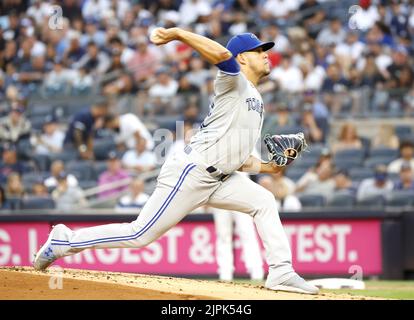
[190, 70, 264, 174]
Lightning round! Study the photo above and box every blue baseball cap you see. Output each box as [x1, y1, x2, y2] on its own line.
[226, 33, 275, 57]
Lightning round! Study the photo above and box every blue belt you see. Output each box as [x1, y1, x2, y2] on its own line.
[184, 145, 230, 182]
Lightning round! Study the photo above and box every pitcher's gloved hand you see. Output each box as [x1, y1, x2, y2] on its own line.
[263, 132, 308, 167]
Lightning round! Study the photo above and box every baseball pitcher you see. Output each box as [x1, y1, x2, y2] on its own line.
[33, 28, 318, 294]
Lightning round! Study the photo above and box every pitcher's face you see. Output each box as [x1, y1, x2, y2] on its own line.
[240, 47, 271, 78]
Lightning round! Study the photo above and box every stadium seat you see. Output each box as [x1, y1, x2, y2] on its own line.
[285, 167, 308, 182]
[16, 139, 32, 160]
[144, 179, 157, 195]
[364, 156, 396, 169]
[78, 180, 97, 190]
[66, 160, 94, 181]
[388, 173, 400, 183]
[305, 144, 325, 160]
[93, 161, 109, 179]
[29, 115, 49, 131]
[272, 125, 304, 135]
[290, 156, 317, 169]
[298, 194, 326, 207]
[21, 197, 55, 210]
[48, 150, 78, 163]
[395, 125, 412, 139]
[369, 147, 399, 159]
[399, 134, 414, 144]
[93, 137, 117, 160]
[27, 104, 54, 118]
[334, 157, 363, 171]
[71, 86, 92, 96]
[44, 84, 68, 97]
[359, 137, 371, 157]
[349, 167, 374, 181]
[356, 195, 386, 208]
[22, 172, 49, 191]
[7, 197, 22, 210]
[156, 116, 182, 131]
[385, 191, 414, 207]
[334, 149, 365, 162]
[327, 191, 355, 208]
[32, 154, 51, 172]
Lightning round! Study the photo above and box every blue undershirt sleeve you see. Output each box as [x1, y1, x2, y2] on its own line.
[215, 56, 240, 75]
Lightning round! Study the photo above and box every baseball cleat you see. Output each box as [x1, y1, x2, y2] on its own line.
[265, 274, 319, 295]
[33, 224, 67, 271]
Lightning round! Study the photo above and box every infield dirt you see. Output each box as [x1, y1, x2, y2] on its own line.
[0, 267, 381, 300]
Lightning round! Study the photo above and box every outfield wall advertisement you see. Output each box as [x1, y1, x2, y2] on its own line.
[0, 219, 382, 276]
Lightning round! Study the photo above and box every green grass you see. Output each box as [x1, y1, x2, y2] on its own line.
[323, 281, 414, 300]
[233, 279, 414, 300]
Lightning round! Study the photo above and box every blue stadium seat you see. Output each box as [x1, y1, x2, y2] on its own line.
[66, 160, 94, 181]
[285, 167, 308, 182]
[7, 197, 22, 210]
[156, 116, 182, 132]
[399, 134, 414, 144]
[364, 157, 395, 169]
[71, 86, 92, 96]
[93, 137, 117, 160]
[385, 191, 414, 207]
[334, 157, 363, 171]
[298, 194, 326, 207]
[359, 137, 371, 157]
[349, 167, 374, 181]
[388, 173, 400, 184]
[48, 150, 78, 163]
[290, 156, 317, 169]
[21, 197, 55, 210]
[356, 195, 385, 208]
[144, 179, 157, 195]
[369, 147, 399, 159]
[93, 161, 109, 179]
[16, 139, 32, 160]
[32, 154, 51, 172]
[327, 191, 355, 208]
[305, 144, 326, 160]
[27, 104, 54, 118]
[273, 125, 304, 135]
[395, 125, 412, 139]
[78, 180, 97, 190]
[22, 172, 49, 191]
[334, 149, 365, 162]
[29, 115, 49, 131]
[70, 101, 97, 115]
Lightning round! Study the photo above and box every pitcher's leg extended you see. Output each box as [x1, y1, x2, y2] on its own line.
[65, 183, 200, 250]
[207, 172, 319, 294]
[33, 162, 212, 270]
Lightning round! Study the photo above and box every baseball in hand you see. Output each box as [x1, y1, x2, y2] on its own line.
[149, 27, 178, 45]
[149, 27, 162, 44]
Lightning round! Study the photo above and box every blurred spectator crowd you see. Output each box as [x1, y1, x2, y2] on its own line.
[0, 0, 414, 212]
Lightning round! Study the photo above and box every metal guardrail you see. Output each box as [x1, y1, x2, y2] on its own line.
[80, 167, 161, 209]
[0, 208, 407, 220]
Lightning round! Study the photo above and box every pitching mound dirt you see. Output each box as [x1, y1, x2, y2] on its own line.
[0, 267, 377, 300]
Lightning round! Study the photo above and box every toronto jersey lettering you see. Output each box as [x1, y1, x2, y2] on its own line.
[245, 97, 264, 116]
[190, 70, 264, 174]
